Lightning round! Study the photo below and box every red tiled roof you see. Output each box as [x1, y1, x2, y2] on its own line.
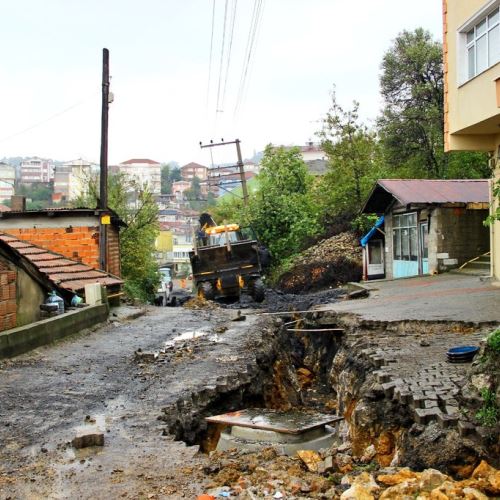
[0, 204, 10, 212]
[0, 232, 123, 293]
[120, 158, 160, 165]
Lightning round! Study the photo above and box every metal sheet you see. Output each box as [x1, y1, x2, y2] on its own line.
[379, 179, 489, 205]
[206, 409, 342, 435]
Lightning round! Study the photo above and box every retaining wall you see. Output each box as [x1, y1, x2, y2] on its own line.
[0, 303, 109, 359]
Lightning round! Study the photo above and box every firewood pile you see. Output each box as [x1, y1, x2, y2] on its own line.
[277, 232, 362, 293]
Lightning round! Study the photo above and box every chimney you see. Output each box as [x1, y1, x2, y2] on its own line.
[11, 195, 26, 212]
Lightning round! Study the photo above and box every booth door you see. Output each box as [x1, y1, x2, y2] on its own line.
[419, 221, 429, 274]
[392, 213, 419, 278]
[367, 240, 384, 278]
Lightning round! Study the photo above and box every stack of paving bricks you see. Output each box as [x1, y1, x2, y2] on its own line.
[355, 326, 487, 440]
[0, 261, 17, 332]
[4, 227, 100, 270]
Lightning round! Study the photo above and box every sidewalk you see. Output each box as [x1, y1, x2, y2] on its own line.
[318, 273, 500, 323]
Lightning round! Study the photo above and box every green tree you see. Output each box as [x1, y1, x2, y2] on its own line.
[248, 145, 320, 261]
[160, 163, 182, 194]
[17, 182, 53, 209]
[316, 92, 387, 230]
[160, 164, 171, 194]
[73, 173, 159, 301]
[378, 28, 489, 179]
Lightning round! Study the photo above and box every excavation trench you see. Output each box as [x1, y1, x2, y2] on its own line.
[160, 312, 498, 473]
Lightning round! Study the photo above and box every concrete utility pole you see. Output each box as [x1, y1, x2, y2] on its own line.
[99, 48, 110, 271]
[200, 138, 249, 205]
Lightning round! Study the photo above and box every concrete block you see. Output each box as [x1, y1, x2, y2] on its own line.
[414, 408, 441, 424]
[436, 253, 449, 259]
[458, 421, 475, 437]
[437, 413, 458, 429]
[72, 426, 104, 449]
[443, 258, 458, 266]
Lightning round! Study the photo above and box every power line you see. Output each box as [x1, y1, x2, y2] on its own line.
[0, 92, 98, 144]
[206, 0, 216, 111]
[234, 0, 264, 120]
[221, 0, 238, 110]
[215, 0, 229, 119]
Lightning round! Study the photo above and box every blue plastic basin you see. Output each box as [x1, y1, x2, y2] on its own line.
[447, 346, 480, 356]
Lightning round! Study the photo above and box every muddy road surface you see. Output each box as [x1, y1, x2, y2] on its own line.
[0, 304, 272, 499]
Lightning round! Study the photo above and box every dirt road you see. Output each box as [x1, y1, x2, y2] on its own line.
[0, 304, 266, 499]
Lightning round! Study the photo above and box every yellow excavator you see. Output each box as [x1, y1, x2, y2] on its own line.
[189, 213, 265, 302]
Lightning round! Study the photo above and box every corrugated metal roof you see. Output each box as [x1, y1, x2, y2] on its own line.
[378, 179, 489, 205]
[0, 232, 123, 293]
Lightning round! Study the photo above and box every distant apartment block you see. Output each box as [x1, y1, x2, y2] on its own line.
[0, 162, 15, 203]
[180, 162, 208, 181]
[19, 157, 54, 185]
[118, 158, 161, 194]
[53, 158, 94, 202]
[172, 180, 191, 199]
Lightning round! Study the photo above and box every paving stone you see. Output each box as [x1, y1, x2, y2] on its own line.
[414, 408, 442, 424]
[381, 381, 398, 398]
[445, 406, 459, 416]
[437, 413, 459, 429]
[424, 400, 439, 409]
[458, 421, 475, 437]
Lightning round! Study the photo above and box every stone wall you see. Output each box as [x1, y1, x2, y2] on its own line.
[428, 207, 489, 273]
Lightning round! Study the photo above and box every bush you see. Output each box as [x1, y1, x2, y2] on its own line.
[487, 329, 500, 354]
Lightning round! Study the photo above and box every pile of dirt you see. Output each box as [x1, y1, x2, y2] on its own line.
[194, 447, 500, 499]
[183, 296, 220, 310]
[277, 232, 362, 294]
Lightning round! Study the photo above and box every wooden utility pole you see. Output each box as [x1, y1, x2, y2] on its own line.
[99, 48, 110, 271]
[200, 138, 249, 205]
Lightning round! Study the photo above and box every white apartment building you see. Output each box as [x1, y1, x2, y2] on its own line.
[118, 158, 161, 194]
[53, 158, 94, 202]
[19, 157, 54, 184]
[0, 162, 15, 203]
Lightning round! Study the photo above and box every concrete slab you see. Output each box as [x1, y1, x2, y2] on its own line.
[317, 274, 500, 323]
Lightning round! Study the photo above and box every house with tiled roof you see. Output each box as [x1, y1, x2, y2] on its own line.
[0, 205, 124, 278]
[0, 232, 123, 332]
[360, 179, 490, 280]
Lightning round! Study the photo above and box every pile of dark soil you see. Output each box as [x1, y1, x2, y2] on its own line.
[219, 288, 346, 312]
[277, 232, 362, 293]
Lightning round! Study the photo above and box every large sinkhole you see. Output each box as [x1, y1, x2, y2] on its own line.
[159, 314, 345, 453]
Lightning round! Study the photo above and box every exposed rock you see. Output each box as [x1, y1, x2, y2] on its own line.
[335, 453, 354, 473]
[340, 472, 380, 499]
[377, 468, 419, 486]
[296, 450, 322, 473]
[418, 469, 449, 492]
[462, 487, 489, 499]
[361, 444, 377, 463]
[378, 479, 419, 499]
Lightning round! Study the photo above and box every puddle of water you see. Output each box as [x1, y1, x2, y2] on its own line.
[164, 328, 219, 348]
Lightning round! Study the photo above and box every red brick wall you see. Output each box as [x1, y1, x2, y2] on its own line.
[4, 225, 122, 276]
[0, 259, 17, 332]
[4, 227, 100, 270]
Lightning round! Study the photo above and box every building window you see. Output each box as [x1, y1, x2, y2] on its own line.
[392, 213, 418, 262]
[461, 4, 500, 82]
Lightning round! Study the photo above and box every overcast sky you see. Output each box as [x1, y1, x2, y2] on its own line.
[0, 0, 442, 166]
